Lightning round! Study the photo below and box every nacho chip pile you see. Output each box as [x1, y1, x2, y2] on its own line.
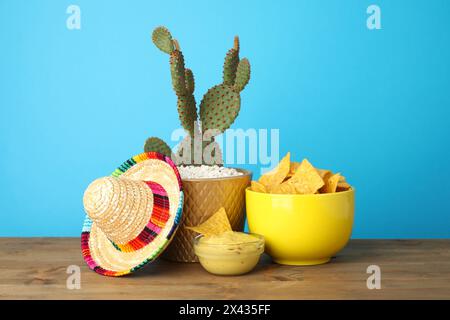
[251, 152, 352, 195]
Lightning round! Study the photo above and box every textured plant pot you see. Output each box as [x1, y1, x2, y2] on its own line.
[162, 169, 252, 262]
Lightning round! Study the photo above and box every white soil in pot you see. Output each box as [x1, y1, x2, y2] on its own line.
[177, 165, 244, 179]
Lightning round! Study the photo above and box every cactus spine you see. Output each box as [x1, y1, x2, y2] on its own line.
[144, 26, 251, 165]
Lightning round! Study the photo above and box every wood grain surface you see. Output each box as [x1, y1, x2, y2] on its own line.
[0, 238, 449, 299]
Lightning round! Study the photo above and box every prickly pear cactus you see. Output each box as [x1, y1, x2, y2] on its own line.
[223, 37, 240, 86]
[144, 137, 172, 158]
[152, 27, 174, 54]
[175, 134, 223, 166]
[234, 58, 251, 92]
[200, 36, 250, 135]
[144, 27, 251, 165]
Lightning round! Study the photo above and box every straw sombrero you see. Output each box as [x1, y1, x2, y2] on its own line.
[81, 152, 183, 276]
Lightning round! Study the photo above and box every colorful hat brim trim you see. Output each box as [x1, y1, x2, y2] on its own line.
[81, 152, 183, 277]
[113, 181, 170, 252]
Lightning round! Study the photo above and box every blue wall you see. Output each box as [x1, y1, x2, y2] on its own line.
[0, 0, 449, 237]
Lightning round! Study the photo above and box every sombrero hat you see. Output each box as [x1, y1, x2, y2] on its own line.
[81, 152, 183, 276]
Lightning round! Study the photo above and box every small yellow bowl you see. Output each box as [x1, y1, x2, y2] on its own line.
[193, 233, 265, 276]
[246, 188, 354, 265]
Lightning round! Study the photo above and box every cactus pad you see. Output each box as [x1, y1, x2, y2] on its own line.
[175, 136, 223, 165]
[175, 135, 203, 165]
[223, 48, 239, 86]
[177, 95, 197, 135]
[144, 137, 172, 157]
[202, 140, 223, 165]
[170, 50, 186, 96]
[234, 58, 251, 92]
[185, 69, 195, 94]
[199, 84, 241, 134]
[223, 36, 240, 85]
[152, 27, 174, 54]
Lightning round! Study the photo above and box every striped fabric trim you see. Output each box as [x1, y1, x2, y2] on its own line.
[114, 181, 170, 252]
[81, 151, 183, 277]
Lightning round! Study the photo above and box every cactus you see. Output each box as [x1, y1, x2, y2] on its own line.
[144, 26, 251, 165]
[199, 37, 250, 136]
[144, 137, 172, 158]
[152, 26, 174, 54]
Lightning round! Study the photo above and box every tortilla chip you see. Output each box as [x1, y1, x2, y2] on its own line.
[337, 181, 351, 191]
[284, 162, 301, 182]
[316, 168, 331, 179]
[288, 159, 324, 194]
[259, 152, 290, 188]
[321, 173, 341, 193]
[185, 207, 232, 236]
[250, 181, 267, 193]
[269, 182, 297, 194]
[289, 162, 301, 175]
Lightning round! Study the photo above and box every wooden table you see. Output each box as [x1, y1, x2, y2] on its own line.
[0, 238, 449, 299]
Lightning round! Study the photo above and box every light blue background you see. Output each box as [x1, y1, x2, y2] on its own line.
[0, 0, 449, 237]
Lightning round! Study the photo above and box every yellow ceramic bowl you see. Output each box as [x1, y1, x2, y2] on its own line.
[193, 233, 265, 276]
[246, 188, 354, 265]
